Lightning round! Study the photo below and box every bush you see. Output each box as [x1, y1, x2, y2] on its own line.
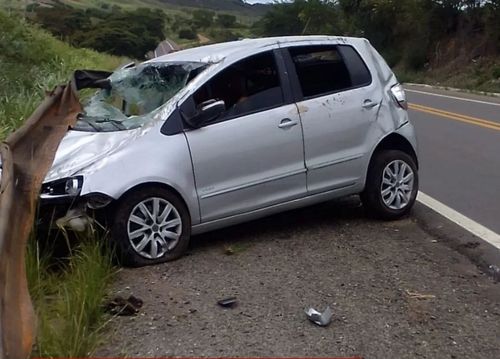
[216, 14, 237, 28]
[492, 65, 500, 79]
[208, 28, 240, 42]
[178, 28, 197, 40]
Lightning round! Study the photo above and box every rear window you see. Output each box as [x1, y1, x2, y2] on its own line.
[289, 45, 371, 99]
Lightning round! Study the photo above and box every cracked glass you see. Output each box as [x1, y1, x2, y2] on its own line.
[73, 62, 206, 132]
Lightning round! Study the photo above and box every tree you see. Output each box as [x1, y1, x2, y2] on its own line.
[192, 9, 215, 29]
[179, 28, 197, 40]
[74, 8, 166, 59]
[216, 14, 237, 28]
[254, 0, 340, 36]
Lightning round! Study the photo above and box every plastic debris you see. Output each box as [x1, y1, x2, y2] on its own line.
[305, 306, 333, 327]
[55, 208, 90, 232]
[217, 297, 237, 308]
[405, 290, 436, 300]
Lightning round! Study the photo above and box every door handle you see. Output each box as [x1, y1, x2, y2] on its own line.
[278, 118, 298, 129]
[362, 99, 379, 109]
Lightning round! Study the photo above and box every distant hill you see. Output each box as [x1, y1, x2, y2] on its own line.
[156, 0, 270, 16]
[0, 0, 271, 18]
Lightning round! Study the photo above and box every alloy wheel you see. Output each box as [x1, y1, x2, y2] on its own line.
[127, 197, 182, 259]
[380, 160, 415, 210]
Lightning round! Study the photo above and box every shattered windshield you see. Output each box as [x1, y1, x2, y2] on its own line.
[73, 62, 206, 132]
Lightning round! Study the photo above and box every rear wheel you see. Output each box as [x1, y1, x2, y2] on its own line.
[110, 187, 191, 267]
[361, 150, 418, 220]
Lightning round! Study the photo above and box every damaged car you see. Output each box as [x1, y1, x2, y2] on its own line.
[38, 36, 419, 266]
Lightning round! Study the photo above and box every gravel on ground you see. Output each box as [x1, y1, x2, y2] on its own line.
[97, 197, 500, 359]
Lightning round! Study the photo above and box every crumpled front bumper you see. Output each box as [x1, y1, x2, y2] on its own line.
[37, 192, 113, 233]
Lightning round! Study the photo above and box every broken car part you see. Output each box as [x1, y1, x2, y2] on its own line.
[217, 297, 238, 308]
[305, 306, 333, 327]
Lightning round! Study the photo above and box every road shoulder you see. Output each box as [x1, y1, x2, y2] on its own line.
[97, 199, 500, 358]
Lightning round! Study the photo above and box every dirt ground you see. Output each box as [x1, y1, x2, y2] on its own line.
[97, 197, 500, 359]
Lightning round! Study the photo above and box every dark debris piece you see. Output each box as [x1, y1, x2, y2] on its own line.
[105, 295, 144, 316]
[217, 297, 237, 308]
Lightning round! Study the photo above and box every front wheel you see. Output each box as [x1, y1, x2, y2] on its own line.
[110, 187, 191, 267]
[361, 150, 418, 220]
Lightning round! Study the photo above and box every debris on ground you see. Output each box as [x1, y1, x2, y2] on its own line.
[405, 290, 436, 300]
[305, 306, 333, 327]
[217, 297, 237, 308]
[489, 265, 500, 281]
[105, 295, 144, 316]
[223, 243, 249, 255]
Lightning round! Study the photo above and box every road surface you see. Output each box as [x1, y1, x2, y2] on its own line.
[95, 85, 500, 358]
[97, 198, 500, 358]
[406, 85, 500, 234]
[153, 39, 180, 58]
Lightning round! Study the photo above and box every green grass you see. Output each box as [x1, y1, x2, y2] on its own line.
[26, 234, 116, 357]
[0, 10, 124, 140]
[395, 57, 500, 94]
[0, 10, 121, 356]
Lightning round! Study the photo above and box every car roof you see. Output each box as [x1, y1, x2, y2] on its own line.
[147, 35, 367, 64]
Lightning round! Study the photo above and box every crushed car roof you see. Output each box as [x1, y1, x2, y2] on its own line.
[147, 35, 368, 64]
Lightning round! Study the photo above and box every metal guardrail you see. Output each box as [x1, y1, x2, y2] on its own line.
[0, 82, 82, 359]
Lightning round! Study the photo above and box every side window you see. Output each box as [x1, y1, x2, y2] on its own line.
[193, 51, 283, 120]
[337, 45, 372, 87]
[289, 45, 369, 99]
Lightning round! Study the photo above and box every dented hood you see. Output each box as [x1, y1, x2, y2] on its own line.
[44, 127, 147, 182]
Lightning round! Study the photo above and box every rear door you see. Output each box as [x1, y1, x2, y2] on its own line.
[283, 44, 380, 194]
[183, 50, 306, 222]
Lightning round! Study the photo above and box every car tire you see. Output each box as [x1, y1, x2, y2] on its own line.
[110, 186, 191, 267]
[361, 150, 418, 220]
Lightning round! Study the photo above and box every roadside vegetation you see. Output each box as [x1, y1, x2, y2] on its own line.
[0, 10, 121, 356]
[252, 0, 500, 93]
[6, 0, 257, 58]
[9, 0, 499, 92]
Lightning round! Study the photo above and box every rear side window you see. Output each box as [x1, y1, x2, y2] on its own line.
[289, 45, 371, 99]
[337, 45, 371, 87]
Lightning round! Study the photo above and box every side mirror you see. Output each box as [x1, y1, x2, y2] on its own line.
[183, 99, 225, 128]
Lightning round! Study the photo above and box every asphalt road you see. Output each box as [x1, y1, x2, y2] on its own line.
[153, 39, 180, 57]
[97, 198, 500, 358]
[94, 86, 500, 358]
[405, 85, 500, 234]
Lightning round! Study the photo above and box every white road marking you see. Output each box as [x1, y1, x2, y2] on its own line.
[417, 191, 500, 249]
[406, 89, 500, 107]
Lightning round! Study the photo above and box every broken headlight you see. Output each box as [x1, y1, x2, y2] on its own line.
[41, 176, 83, 198]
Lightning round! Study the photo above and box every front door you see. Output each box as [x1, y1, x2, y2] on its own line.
[184, 51, 306, 222]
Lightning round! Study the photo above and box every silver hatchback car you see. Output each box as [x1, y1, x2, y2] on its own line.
[40, 36, 418, 266]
